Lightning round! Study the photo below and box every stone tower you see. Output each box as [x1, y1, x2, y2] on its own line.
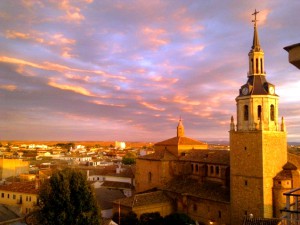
[230, 10, 287, 224]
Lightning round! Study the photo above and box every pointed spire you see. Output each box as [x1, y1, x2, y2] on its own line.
[281, 116, 286, 132]
[177, 117, 185, 137]
[230, 116, 235, 131]
[251, 9, 261, 51]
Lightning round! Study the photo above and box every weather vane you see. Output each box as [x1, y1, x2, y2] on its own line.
[252, 9, 259, 27]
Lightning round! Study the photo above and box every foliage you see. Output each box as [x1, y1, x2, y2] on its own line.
[37, 168, 101, 225]
[122, 152, 136, 165]
[164, 212, 195, 225]
[112, 211, 139, 225]
[139, 212, 164, 225]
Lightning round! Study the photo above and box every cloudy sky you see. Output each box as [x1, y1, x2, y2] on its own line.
[1, 0, 300, 142]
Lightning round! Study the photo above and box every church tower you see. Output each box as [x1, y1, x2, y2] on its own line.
[230, 10, 287, 224]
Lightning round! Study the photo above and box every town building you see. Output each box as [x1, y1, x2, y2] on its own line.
[114, 11, 300, 225]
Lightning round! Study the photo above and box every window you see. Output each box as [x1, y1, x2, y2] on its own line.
[258, 105, 261, 120]
[148, 172, 152, 183]
[260, 58, 263, 73]
[256, 58, 258, 73]
[245, 180, 248, 186]
[219, 211, 222, 218]
[216, 166, 220, 175]
[196, 164, 199, 172]
[1, 193, 4, 198]
[210, 166, 214, 174]
[193, 204, 197, 212]
[13, 195, 16, 200]
[191, 164, 194, 172]
[7, 194, 9, 199]
[270, 105, 275, 121]
[251, 59, 254, 73]
[244, 105, 249, 121]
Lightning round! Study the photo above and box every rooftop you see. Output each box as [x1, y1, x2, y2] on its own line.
[161, 177, 230, 203]
[0, 181, 39, 195]
[155, 136, 207, 147]
[180, 149, 230, 165]
[116, 190, 173, 208]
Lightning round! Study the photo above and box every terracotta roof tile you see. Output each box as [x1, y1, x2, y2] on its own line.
[161, 178, 230, 203]
[180, 150, 229, 165]
[138, 149, 178, 161]
[155, 136, 207, 146]
[102, 181, 133, 189]
[116, 191, 173, 208]
[0, 181, 39, 195]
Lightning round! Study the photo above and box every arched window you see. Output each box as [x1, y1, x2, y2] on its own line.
[270, 105, 275, 121]
[216, 166, 220, 175]
[196, 164, 199, 172]
[244, 105, 249, 121]
[210, 166, 214, 174]
[251, 59, 254, 73]
[148, 172, 152, 183]
[257, 105, 261, 120]
[256, 58, 259, 74]
[260, 58, 263, 73]
[191, 164, 194, 172]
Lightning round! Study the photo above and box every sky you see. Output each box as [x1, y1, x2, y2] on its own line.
[1, 0, 300, 143]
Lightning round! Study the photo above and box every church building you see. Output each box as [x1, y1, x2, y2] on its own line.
[114, 11, 300, 225]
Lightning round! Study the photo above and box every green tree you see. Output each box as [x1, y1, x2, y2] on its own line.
[122, 152, 136, 165]
[37, 168, 101, 225]
[139, 212, 163, 225]
[164, 212, 195, 225]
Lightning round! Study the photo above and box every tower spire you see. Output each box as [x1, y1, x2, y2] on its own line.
[177, 117, 185, 137]
[251, 9, 260, 51]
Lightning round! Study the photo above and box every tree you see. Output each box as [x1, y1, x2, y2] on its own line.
[164, 213, 195, 225]
[139, 212, 164, 225]
[37, 168, 101, 225]
[122, 152, 136, 165]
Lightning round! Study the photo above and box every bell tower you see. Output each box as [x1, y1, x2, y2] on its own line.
[230, 10, 287, 224]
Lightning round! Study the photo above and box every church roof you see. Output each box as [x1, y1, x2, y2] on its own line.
[161, 178, 230, 203]
[116, 190, 173, 208]
[138, 149, 178, 161]
[180, 150, 229, 165]
[155, 136, 206, 147]
[274, 162, 298, 180]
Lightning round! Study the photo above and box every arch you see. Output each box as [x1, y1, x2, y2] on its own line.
[256, 58, 259, 73]
[270, 104, 275, 121]
[216, 166, 220, 175]
[244, 105, 249, 121]
[257, 105, 262, 120]
[148, 172, 152, 183]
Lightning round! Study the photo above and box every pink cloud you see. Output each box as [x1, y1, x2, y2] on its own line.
[140, 101, 165, 111]
[0, 85, 17, 91]
[48, 79, 94, 97]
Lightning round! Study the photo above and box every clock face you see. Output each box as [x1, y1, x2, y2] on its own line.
[269, 86, 274, 94]
[242, 87, 248, 95]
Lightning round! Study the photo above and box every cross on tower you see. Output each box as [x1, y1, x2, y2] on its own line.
[252, 9, 259, 27]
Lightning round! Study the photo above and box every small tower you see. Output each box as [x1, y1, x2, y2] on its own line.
[177, 117, 185, 137]
[230, 10, 287, 224]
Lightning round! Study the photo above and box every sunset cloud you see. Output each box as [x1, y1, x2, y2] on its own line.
[0, 1, 299, 142]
